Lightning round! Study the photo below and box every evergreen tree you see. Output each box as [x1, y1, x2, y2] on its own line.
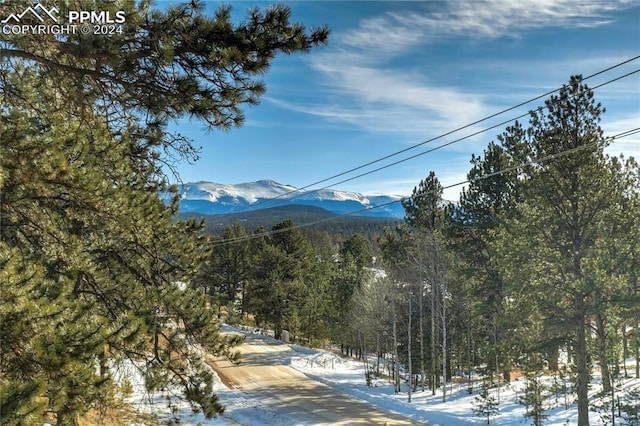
[1, 68, 227, 422]
[620, 386, 640, 426]
[196, 224, 252, 314]
[449, 137, 521, 383]
[402, 171, 444, 231]
[1, 2, 327, 423]
[332, 234, 373, 348]
[473, 381, 500, 425]
[521, 373, 549, 426]
[495, 75, 628, 425]
[247, 220, 313, 340]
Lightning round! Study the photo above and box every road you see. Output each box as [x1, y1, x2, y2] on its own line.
[205, 335, 418, 425]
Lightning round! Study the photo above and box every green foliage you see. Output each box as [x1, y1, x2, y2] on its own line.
[619, 386, 640, 426]
[549, 368, 575, 410]
[520, 373, 549, 426]
[402, 171, 444, 231]
[1, 1, 327, 422]
[473, 382, 500, 425]
[246, 221, 313, 339]
[196, 224, 251, 309]
[0, 1, 328, 132]
[492, 75, 633, 425]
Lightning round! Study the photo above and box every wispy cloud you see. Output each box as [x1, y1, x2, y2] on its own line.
[342, 0, 630, 50]
[603, 114, 640, 159]
[269, 62, 487, 138]
[272, 0, 633, 142]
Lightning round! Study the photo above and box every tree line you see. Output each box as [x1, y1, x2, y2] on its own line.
[193, 76, 639, 426]
[0, 1, 327, 424]
[1, 0, 637, 424]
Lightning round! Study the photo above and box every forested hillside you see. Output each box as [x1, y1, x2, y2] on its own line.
[2, 1, 638, 425]
[191, 76, 639, 426]
[178, 204, 400, 242]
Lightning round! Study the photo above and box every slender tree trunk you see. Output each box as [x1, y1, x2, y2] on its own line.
[431, 281, 437, 395]
[376, 332, 381, 376]
[635, 277, 640, 379]
[636, 317, 640, 380]
[441, 284, 447, 403]
[493, 317, 500, 404]
[467, 318, 473, 393]
[393, 300, 400, 393]
[620, 324, 628, 378]
[408, 291, 412, 403]
[575, 304, 590, 426]
[420, 277, 425, 392]
[596, 313, 612, 392]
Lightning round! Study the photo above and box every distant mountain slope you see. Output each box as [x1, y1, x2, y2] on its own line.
[177, 204, 401, 238]
[165, 180, 405, 219]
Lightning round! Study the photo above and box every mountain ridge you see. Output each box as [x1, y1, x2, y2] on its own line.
[166, 180, 406, 219]
[176, 204, 401, 239]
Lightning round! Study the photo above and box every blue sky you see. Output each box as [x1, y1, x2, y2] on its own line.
[166, 0, 640, 201]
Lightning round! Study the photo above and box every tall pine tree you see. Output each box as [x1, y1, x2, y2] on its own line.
[1, 2, 327, 423]
[495, 75, 626, 425]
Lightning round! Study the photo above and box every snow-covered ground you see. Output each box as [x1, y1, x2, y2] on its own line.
[124, 327, 639, 425]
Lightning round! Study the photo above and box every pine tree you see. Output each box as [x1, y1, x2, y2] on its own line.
[473, 381, 500, 425]
[1, 2, 327, 423]
[620, 386, 640, 426]
[247, 220, 314, 340]
[402, 171, 444, 231]
[449, 137, 521, 385]
[196, 224, 252, 314]
[495, 75, 631, 425]
[521, 373, 549, 426]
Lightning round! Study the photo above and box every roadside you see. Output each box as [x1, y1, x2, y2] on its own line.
[204, 335, 418, 425]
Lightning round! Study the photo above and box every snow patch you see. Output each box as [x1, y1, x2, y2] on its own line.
[122, 327, 640, 425]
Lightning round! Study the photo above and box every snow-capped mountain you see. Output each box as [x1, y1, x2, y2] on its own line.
[164, 180, 405, 219]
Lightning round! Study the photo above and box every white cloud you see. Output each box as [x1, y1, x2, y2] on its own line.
[342, 0, 630, 51]
[275, 0, 634, 141]
[603, 114, 640, 159]
[266, 0, 637, 196]
[271, 59, 487, 138]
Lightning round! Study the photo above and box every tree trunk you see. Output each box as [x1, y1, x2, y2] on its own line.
[635, 277, 640, 380]
[431, 281, 437, 395]
[493, 316, 500, 404]
[595, 313, 612, 392]
[420, 279, 426, 392]
[467, 319, 473, 394]
[408, 291, 412, 403]
[376, 332, 381, 376]
[575, 304, 590, 426]
[441, 283, 447, 403]
[393, 301, 400, 393]
[636, 317, 640, 381]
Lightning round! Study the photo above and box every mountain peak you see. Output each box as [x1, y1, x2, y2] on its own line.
[166, 180, 405, 219]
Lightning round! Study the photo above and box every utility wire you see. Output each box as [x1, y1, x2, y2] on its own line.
[253, 67, 640, 209]
[241, 55, 640, 210]
[211, 127, 640, 247]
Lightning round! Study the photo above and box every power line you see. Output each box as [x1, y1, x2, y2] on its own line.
[211, 127, 640, 247]
[240, 55, 640, 210]
[253, 67, 640, 209]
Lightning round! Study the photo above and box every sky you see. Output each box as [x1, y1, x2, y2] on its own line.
[166, 0, 640, 201]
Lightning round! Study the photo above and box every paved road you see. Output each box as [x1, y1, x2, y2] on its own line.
[205, 337, 417, 425]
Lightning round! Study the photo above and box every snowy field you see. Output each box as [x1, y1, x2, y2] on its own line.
[122, 327, 639, 425]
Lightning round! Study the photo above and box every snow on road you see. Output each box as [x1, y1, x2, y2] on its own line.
[124, 326, 639, 425]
